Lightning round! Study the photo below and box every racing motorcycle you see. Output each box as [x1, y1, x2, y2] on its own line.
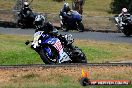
[60, 10, 84, 32]
[115, 14, 132, 36]
[15, 0, 37, 28]
[25, 31, 87, 64]
[17, 10, 36, 29]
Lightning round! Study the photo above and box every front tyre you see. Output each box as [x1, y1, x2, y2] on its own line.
[17, 19, 26, 29]
[61, 24, 68, 32]
[39, 46, 59, 64]
[77, 22, 84, 32]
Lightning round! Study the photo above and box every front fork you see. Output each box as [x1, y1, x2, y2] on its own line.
[60, 16, 63, 25]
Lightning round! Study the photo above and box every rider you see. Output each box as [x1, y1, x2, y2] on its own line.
[118, 8, 130, 29]
[35, 21, 68, 45]
[34, 14, 46, 31]
[35, 21, 58, 34]
[19, 1, 33, 18]
[60, 3, 71, 24]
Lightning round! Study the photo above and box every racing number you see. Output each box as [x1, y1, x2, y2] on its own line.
[53, 41, 62, 52]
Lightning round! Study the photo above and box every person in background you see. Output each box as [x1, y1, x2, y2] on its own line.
[19, 1, 32, 18]
[60, 3, 71, 18]
[118, 8, 130, 29]
[72, 0, 85, 14]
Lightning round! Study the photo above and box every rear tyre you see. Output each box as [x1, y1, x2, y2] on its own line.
[72, 46, 87, 63]
[123, 30, 131, 37]
[39, 45, 59, 64]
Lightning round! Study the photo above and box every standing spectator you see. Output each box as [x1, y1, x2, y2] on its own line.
[72, 0, 85, 14]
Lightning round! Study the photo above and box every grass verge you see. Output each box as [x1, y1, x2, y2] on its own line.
[0, 66, 132, 88]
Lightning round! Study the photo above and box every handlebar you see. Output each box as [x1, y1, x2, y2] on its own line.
[25, 40, 33, 45]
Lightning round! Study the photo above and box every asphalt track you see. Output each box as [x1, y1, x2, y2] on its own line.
[0, 27, 132, 43]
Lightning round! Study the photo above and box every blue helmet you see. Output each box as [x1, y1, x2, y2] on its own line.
[63, 3, 70, 12]
[34, 14, 46, 29]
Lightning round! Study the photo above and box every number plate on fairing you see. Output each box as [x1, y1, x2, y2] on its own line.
[53, 40, 63, 52]
[53, 40, 71, 63]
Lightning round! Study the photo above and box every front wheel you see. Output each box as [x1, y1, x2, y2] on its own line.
[77, 22, 84, 32]
[61, 25, 68, 32]
[17, 19, 27, 29]
[60, 22, 69, 32]
[39, 45, 59, 64]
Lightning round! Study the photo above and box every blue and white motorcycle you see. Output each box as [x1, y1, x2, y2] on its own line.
[60, 10, 84, 32]
[26, 31, 87, 64]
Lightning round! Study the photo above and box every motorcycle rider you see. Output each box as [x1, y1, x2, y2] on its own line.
[34, 13, 69, 45]
[60, 3, 71, 25]
[118, 8, 130, 29]
[34, 21, 68, 45]
[35, 19, 58, 35]
[34, 14, 46, 32]
[19, 1, 33, 19]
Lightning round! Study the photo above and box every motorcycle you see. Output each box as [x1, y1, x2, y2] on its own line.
[17, 10, 37, 29]
[115, 14, 132, 36]
[25, 31, 87, 64]
[60, 10, 84, 32]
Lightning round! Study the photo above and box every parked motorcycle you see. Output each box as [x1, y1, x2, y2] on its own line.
[25, 31, 87, 64]
[60, 10, 84, 32]
[115, 14, 132, 36]
[17, 10, 36, 29]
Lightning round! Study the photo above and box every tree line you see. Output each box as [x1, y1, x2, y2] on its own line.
[111, 0, 132, 14]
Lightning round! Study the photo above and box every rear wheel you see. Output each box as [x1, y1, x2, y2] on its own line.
[123, 29, 131, 37]
[71, 46, 87, 63]
[39, 45, 59, 64]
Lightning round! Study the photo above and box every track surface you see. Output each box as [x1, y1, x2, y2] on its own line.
[0, 27, 132, 43]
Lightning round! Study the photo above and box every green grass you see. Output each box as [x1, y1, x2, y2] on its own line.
[75, 40, 132, 63]
[0, 0, 113, 16]
[0, 34, 43, 65]
[0, 34, 132, 65]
